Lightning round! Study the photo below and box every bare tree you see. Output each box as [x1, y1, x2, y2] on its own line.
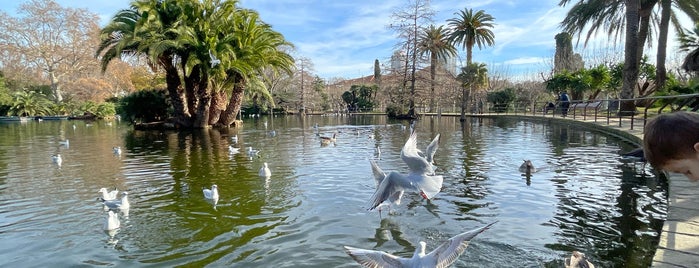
[0, 0, 100, 102]
[388, 0, 434, 119]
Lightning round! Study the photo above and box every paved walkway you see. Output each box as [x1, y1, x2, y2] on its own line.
[468, 112, 699, 267]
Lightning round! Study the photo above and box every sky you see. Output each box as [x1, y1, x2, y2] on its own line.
[0, 0, 691, 81]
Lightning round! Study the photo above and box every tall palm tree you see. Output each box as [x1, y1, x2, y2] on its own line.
[215, 8, 295, 126]
[447, 8, 495, 65]
[418, 24, 457, 113]
[559, 0, 699, 95]
[620, 0, 641, 115]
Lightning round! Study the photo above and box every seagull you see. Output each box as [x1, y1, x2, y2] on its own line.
[229, 145, 240, 154]
[344, 221, 496, 268]
[565, 251, 595, 268]
[101, 192, 130, 210]
[367, 131, 444, 211]
[519, 160, 536, 174]
[98, 187, 119, 201]
[259, 162, 271, 178]
[203, 185, 219, 204]
[263, 120, 268, 129]
[209, 50, 221, 68]
[231, 135, 239, 143]
[52, 154, 62, 167]
[103, 210, 121, 231]
[113, 146, 122, 156]
[247, 147, 260, 156]
[59, 139, 70, 147]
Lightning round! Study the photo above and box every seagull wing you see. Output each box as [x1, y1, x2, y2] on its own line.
[401, 132, 434, 174]
[343, 246, 403, 268]
[203, 188, 213, 199]
[368, 172, 411, 210]
[369, 160, 386, 187]
[428, 221, 497, 268]
[425, 134, 440, 164]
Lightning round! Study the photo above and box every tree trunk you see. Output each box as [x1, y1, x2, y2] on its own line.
[460, 85, 470, 121]
[191, 69, 211, 128]
[161, 55, 190, 127]
[620, 0, 640, 116]
[655, 0, 671, 91]
[429, 54, 436, 113]
[208, 91, 226, 125]
[219, 74, 246, 126]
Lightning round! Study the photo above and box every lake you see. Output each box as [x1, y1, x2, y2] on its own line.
[0, 115, 666, 267]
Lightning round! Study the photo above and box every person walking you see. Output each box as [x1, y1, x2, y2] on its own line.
[559, 91, 570, 117]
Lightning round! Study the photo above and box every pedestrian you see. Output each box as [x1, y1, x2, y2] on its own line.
[559, 91, 570, 117]
[643, 111, 699, 182]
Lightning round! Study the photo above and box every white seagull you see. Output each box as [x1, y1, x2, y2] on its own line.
[367, 131, 444, 211]
[259, 162, 271, 178]
[231, 134, 239, 143]
[103, 210, 121, 231]
[229, 145, 240, 154]
[98, 187, 119, 201]
[203, 185, 219, 204]
[209, 50, 221, 68]
[101, 192, 130, 210]
[113, 146, 122, 156]
[52, 154, 63, 167]
[344, 221, 496, 268]
[59, 139, 70, 147]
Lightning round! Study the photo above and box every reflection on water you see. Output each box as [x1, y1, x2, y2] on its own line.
[0, 116, 666, 267]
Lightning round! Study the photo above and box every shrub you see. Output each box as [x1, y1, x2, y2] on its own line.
[119, 89, 169, 123]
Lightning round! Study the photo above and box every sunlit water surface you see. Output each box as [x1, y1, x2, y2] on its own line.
[0, 115, 666, 267]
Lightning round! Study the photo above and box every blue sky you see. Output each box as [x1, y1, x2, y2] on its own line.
[0, 0, 689, 81]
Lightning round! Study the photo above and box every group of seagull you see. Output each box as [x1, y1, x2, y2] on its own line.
[344, 130, 498, 268]
[98, 187, 129, 232]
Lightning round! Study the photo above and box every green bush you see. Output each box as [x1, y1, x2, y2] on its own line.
[119, 89, 169, 123]
[386, 104, 406, 118]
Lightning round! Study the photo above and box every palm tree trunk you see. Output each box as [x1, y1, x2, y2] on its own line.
[620, 0, 640, 115]
[208, 91, 225, 125]
[429, 54, 436, 113]
[188, 68, 211, 128]
[161, 55, 191, 127]
[655, 0, 671, 90]
[219, 75, 246, 126]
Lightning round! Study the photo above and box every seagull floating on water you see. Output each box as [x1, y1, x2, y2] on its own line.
[231, 135, 239, 143]
[113, 146, 122, 156]
[52, 154, 62, 167]
[101, 192, 130, 210]
[59, 139, 69, 147]
[229, 145, 240, 154]
[103, 210, 121, 231]
[203, 184, 219, 204]
[98, 187, 119, 201]
[565, 251, 595, 268]
[367, 131, 444, 211]
[344, 221, 496, 268]
[259, 162, 271, 178]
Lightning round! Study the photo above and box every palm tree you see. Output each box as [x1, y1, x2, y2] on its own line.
[447, 8, 495, 65]
[215, 8, 294, 126]
[559, 0, 699, 109]
[418, 24, 457, 113]
[679, 23, 699, 72]
[96, 0, 293, 128]
[457, 62, 488, 121]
